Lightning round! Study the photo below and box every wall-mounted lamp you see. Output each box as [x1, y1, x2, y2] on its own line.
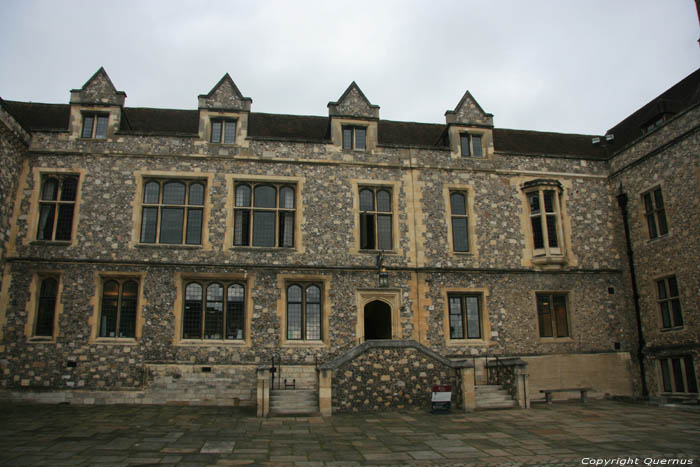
[376, 250, 388, 287]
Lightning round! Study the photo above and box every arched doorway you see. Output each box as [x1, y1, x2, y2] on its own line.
[364, 300, 392, 340]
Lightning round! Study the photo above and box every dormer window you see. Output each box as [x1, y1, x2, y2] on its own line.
[210, 119, 237, 144]
[81, 113, 109, 139]
[342, 126, 366, 150]
[641, 113, 672, 135]
[460, 133, 483, 157]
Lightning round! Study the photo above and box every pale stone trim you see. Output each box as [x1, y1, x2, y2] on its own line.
[0, 265, 11, 343]
[130, 170, 215, 250]
[355, 288, 402, 342]
[197, 109, 250, 148]
[172, 271, 253, 347]
[25, 167, 86, 248]
[5, 159, 29, 257]
[448, 126, 494, 159]
[403, 169, 422, 268]
[532, 290, 576, 343]
[276, 273, 331, 347]
[24, 271, 64, 343]
[225, 174, 305, 254]
[442, 184, 479, 259]
[408, 272, 430, 345]
[328, 118, 378, 153]
[88, 271, 147, 344]
[68, 105, 122, 141]
[495, 168, 607, 180]
[441, 286, 492, 347]
[349, 178, 402, 256]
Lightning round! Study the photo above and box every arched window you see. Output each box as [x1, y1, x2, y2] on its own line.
[99, 279, 139, 338]
[286, 283, 322, 341]
[359, 187, 392, 251]
[183, 281, 246, 340]
[35, 277, 58, 337]
[234, 182, 296, 248]
[140, 179, 205, 245]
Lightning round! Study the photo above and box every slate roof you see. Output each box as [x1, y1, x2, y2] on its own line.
[1, 99, 609, 159]
[606, 67, 700, 148]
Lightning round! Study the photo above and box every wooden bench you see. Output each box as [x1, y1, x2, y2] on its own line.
[540, 388, 591, 404]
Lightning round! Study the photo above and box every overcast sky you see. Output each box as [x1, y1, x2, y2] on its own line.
[1, 0, 698, 135]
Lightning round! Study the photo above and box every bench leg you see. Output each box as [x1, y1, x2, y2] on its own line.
[581, 390, 588, 404]
[545, 392, 552, 404]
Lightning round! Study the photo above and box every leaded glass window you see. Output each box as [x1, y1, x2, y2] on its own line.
[657, 276, 683, 329]
[643, 187, 668, 239]
[211, 119, 237, 144]
[342, 126, 366, 150]
[450, 191, 469, 252]
[81, 113, 109, 139]
[183, 280, 246, 340]
[537, 293, 569, 338]
[287, 283, 322, 340]
[448, 293, 482, 339]
[35, 277, 58, 337]
[524, 181, 564, 257]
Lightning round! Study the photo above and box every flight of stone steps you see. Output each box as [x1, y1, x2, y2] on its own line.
[475, 384, 517, 409]
[269, 389, 319, 416]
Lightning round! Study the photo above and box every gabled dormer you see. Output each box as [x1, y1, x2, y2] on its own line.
[69, 67, 125, 140]
[328, 82, 379, 152]
[445, 91, 494, 159]
[198, 74, 251, 147]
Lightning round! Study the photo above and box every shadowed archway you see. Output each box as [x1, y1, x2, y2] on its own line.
[364, 300, 392, 340]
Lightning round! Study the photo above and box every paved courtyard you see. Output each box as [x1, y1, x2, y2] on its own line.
[0, 400, 698, 466]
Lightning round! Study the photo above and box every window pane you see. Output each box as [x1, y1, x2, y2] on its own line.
[223, 120, 236, 143]
[465, 296, 481, 339]
[360, 213, 375, 249]
[253, 185, 276, 208]
[211, 121, 222, 143]
[280, 187, 294, 209]
[279, 212, 294, 247]
[306, 285, 321, 303]
[531, 217, 544, 249]
[460, 134, 470, 157]
[646, 213, 658, 239]
[672, 358, 684, 392]
[163, 182, 186, 205]
[288, 285, 302, 302]
[660, 359, 672, 392]
[684, 357, 698, 393]
[189, 183, 204, 206]
[472, 135, 482, 157]
[657, 280, 668, 300]
[450, 193, 466, 215]
[448, 296, 464, 339]
[41, 178, 58, 201]
[140, 207, 158, 243]
[660, 302, 671, 328]
[553, 295, 568, 337]
[95, 116, 108, 138]
[537, 295, 553, 337]
[35, 278, 57, 337]
[37, 204, 56, 240]
[226, 299, 245, 340]
[100, 281, 119, 338]
[342, 128, 353, 149]
[234, 210, 250, 246]
[376, 190, 391, 212]
[653, 189, 664, 210]
[159, 207, 184, 244]
[183, 284, 203, 339]
[306, 303, 321, 340]
[546, 215, 558, 248]
[119, 281, 138, 338]
[252, 211, 275, 247]
[359, 189, 374, 211]
[54, 204, 74, 241]
[144, 181, 160, 204]
[60, 177, 78, 201]
[529, 193, 540, 214]
[667, 277, 678, 297]
[204, 283, 224, 339]
[377, 214, 392, 250]
[81, 115, 94, 138]
[452, 218, 468, 252]
[671, 300, 683, 327]
[355, 128, 366, 150]
[287, 303, 302, 339]
[643, 193, 653, 214]
[235, 184, 251, 207]
[186, 208, 203, 245]
[657, 209, 668, 236]
[544, 191, 555, 213]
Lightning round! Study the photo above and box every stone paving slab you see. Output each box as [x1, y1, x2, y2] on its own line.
[0, 400, 698, 466]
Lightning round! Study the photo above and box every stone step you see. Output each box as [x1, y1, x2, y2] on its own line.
[476, 399, 518, 409]
[475, 385, 506, 392]
[477, 393, 513, 402]
[269, 389, 318, 416]
[270, 408, 321, 416]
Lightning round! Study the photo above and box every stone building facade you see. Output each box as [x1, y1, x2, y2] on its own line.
[0, 67, 697, 410]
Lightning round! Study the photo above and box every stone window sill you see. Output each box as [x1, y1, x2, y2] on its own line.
[358, 250, 398, 256]
[538, 337, 574, 343]
[660, 326, 684, 333]
[30, 240, 72, 247]
[445, 338, 489, 347]
[28, 336, 56, 344]
[647, 233, 672, 244]
[282, 340, 327, 348]
[94, 338, 138, 345]
[135, 243, 202, 250]
[230, 246, 297, 253]
[176, 339, 248, 347]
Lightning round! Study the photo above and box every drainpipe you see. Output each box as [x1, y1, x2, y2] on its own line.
[616, 185, 648, 397]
